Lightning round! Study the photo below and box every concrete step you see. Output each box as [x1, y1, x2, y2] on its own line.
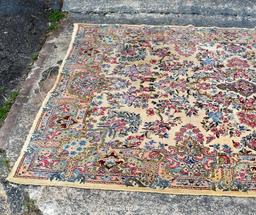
[63, 0, 256, 16]
[0, 0, 62, 15]
[63, 0, 256, 27]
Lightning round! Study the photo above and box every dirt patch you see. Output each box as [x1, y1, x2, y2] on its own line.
[0, 0, 62, 106]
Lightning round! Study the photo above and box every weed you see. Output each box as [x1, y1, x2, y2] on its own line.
[0, 91, 19, 124]
[24, 194, 42, 215]
[0, 86, 4, 94]
[31, 52, 39, 61]
[48, 10, 66, 31]
[48, 22, 59, 31]
[0, 158, 10, 170]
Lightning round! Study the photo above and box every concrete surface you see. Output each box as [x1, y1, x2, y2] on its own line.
[1, 0, 256, 214]
[0, 0, 63, 106]
[63, 0, 256, 27]
[0, 0, 48, 106]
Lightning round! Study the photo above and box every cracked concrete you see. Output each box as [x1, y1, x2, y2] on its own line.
[63, 0, 256, 15]
[1, 0, 256, 214]
[63, 0, 256, 27]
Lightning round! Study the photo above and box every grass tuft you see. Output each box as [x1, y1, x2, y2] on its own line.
[0, 86, 4, 94]
[31, 52, 39, 61]
[0, 91, 19, 123]
[24, 194, 42, 215]
[0, 157, 10, 170]
[48, 10, 66, 31]
[48, 22, 59, 31]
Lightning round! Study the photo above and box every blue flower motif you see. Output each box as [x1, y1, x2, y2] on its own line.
[101, 176, 112, 181]
[77, 147, 83, 151]
[148, 140, 156, 145]
[80, 140, 87, 146]
[144, 140, 157, 150]
[239, 125, 248, 131]
[70, 151, 77, 156]
[163, 133, 169, 138]
[63, 139, 88, 157]
[222, 144, 232, 154]
[203, 57, 214, 65]
[210, 144, 220, 150]
[208, 112, 222, 123]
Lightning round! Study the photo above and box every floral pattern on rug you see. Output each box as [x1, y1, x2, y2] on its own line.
[11, 24, 256, 195]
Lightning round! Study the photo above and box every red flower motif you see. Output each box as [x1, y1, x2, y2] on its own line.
[126, 135, 144, 147]
[197, 82, 211, 90]
[219, 154, 231, 164]
[146, 108, 155, 116]
[250, 139, 256, 150]
[175, 124, 204, 144]
[148, 150, 161, 159]
[227, 57, 249, 68]
[237, 112, 256, 128]
[232, 141, 240, 148]
[92, 107, 107, 115]
[150, 59, 157, 64]
[233, 69, 249, 79]
[245, 98, 255, 108]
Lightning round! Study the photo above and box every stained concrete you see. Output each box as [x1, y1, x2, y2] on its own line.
[1, 0, 256, 214]
[63, 0, 256, 27]
[0, 0, 47, 106]
[0, 0, 62, 106]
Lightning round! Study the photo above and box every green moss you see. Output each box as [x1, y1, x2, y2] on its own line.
[31, 52, 39, 61]
[0, 86, 4, 94]
[23, 194, 42, 215]
[48, 10, 66, 31]
[0, 149, 10, 171]
[48, 22, 59, 31]
[48, 10, 65, 22]
[0, 158, 10, 170]
[0, 91, 19, 123]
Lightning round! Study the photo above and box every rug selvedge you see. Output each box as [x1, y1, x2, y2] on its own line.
[9, 24, 256, 196]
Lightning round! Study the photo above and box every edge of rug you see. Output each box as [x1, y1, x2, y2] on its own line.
[7, 23, 256, 198]
[7, 23, 79, 184]
[73, 23, 256, 30]
[6, 175, 256, 197]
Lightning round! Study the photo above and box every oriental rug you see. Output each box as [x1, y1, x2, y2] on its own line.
[8, 24, 256, 197]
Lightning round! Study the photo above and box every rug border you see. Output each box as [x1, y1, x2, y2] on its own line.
[6, 175, 256, 197]
[7, 23, 79, 185]
[7, 23, 256, 198]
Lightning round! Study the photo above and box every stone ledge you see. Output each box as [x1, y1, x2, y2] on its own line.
[63, 0, 256, 27]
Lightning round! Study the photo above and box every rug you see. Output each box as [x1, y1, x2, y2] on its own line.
[8, 24, 256, 197]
